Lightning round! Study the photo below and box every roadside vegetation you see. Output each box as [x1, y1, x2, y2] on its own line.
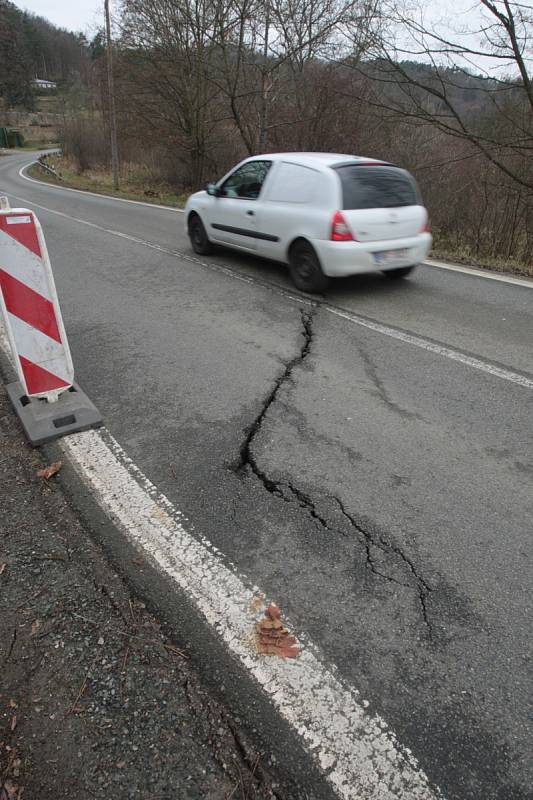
[28, 156, 187, 207]
[2, 0, 532, 276]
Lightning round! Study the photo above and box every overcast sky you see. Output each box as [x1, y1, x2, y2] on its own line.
[10, 0, 530, 78]
[10, 0, 487, 39]
[12, 0, 102, 34]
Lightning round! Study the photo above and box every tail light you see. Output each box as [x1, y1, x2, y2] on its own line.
[331, 211, 355, 242]
[420, 219, 430, 233]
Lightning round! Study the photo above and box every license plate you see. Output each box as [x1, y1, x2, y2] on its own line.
[372, 249, 408, 264]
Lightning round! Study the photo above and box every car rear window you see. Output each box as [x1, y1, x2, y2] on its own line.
[334, 165, 421, 209]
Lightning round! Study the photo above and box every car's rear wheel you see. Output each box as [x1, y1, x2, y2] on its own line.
[383, 265, 416, 279]
[289, 241, 330, 293]
[189, 214, 213, 255]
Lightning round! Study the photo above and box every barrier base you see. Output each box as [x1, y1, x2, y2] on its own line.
[7, 381, 103, 446]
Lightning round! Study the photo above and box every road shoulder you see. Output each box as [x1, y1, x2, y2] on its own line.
[0, 384, 274, 800]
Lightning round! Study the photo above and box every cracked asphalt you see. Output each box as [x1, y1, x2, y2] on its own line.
[1, 153, 532, 799]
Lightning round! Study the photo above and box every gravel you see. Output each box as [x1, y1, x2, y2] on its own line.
[0, 386, 275, 800]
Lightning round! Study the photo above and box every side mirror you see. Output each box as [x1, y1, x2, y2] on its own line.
[206, 182, 221, 197]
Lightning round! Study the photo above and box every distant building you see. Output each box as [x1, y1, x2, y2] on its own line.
[32, 79, 57, 90]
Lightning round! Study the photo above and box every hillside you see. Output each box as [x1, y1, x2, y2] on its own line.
[0, 0, 89, 109]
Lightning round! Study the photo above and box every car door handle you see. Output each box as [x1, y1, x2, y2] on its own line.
[246, 210, 255, 216]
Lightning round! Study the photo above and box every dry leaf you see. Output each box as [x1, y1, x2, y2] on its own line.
[10, 715, 17, 732]
[255, 603, 300, 659]
[0, 563, 6, 575]
[36, 461, 62, 479]
[9, 699, 17, 709]
[30, 620, 41, 636]
[116, 761, 126, 770]
[265, 603, 281, 621]
[0, 779, 24, 800]
[249, 592, 265, 613]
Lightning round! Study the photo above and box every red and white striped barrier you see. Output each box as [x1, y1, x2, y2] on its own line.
[0, 205, 74, 400]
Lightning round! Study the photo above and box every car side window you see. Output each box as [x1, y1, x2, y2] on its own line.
[266, 162, 319, 203]
[220, 161, 272, 200]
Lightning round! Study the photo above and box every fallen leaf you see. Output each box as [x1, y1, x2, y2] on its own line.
[36, 461, 62, 479]
[249, 592, 265, 613]
[0, 563, 6, 575]
[255, 603, 300, 659]
[265, 603, 281, 621]
[0, 779, 24, 800]
[116, 761, 126, 769]
[30, 620, 41, 635]
[9, 700, 17, 709]
[10, 715, 16, 732]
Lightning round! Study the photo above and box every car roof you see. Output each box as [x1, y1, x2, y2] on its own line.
[245, 152, 389, 169]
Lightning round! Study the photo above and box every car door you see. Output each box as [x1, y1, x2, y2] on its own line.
[207, 160, 272, 251]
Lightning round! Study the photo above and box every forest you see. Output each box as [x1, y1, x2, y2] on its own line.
[0, 0, 88, 107]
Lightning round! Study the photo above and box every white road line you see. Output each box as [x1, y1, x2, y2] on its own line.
[324, 305, 533, 389]
[0, 323, 442, 800]
[18, 162, 185, 213]
[17, 159, 533, 290]
[424, 258, 533, 289]
[12, 157, 533, 290]
[3, 190, 532, 390]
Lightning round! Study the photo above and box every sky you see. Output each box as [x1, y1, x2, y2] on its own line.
[11, 0, 531, 78]
[12, 0, 103, 34]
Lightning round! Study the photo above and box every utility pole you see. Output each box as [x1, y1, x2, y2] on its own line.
[104, 0, 120, 190]
[258, 0, 270, 153]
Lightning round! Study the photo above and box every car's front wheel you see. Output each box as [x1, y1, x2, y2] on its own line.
[188, 213, 213, 255]
[289, 241, 330, 293]
[383, 265, 416, 279]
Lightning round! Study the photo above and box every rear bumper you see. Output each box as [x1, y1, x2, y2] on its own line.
[312, 234, 432, 277]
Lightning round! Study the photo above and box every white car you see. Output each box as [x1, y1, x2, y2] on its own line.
[185, 152, 432, 293]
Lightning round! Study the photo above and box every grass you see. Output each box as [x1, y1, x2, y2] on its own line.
[24, 156, 533, 279]
[431, 240, 533, 279]
[28, 156, 187, 208]
[19, 141, 58, 151]
[35, 95, 60, 113]
[0, 143, 56, 155]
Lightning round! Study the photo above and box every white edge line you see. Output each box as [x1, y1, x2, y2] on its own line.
[3, 190, 531, 390]
[18, 161, 185, 214]
[0, 320, 442, 800]
[16, 159, 533, 289]
[325, 306, 533, 390]
[424, 258, 533, 289]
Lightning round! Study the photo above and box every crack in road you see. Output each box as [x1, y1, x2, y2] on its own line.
[232, 308, 433, 639]
[232, 307, 315, 484]
[355, 339, 424, 422]
[332, 497, 434, 639]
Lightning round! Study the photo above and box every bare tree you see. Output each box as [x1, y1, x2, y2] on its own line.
[210, 0, 382, 153]
[118, 0, 229, 185]
[356, 0, 533, 190]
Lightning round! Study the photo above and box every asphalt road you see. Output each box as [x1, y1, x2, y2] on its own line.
[1, 152, 532, 800]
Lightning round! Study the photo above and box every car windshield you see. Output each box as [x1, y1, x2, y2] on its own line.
[335, 165, 421, 210]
